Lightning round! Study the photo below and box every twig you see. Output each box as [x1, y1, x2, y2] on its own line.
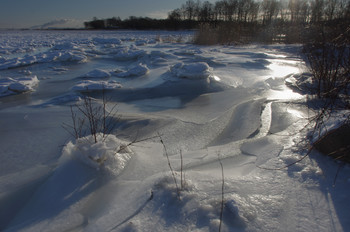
[180, 149, 184, 190]
[218, 156, 224, 232]
[333, 163, 344, 187]
[158, 132, 180, 199]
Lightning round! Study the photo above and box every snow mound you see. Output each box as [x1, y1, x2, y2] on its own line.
[82, 68, 111, 78]
[37, 93, 82, 107]
[135, 39, 148, 46]
[0, 56, 36, 70]
[113, 46, 146, 61]
[115, 63, 149, 77]
[285, 73, 314, 94]
[72, 80, 122, 91]
[171, 62, 212, 79]
[93, 37, 122, 45]
[0, 75, 39, 97]
[56, 51, 87, 63]
[62, 133, 132, 175]
[225, 193, 284, 228]
[51, 42, 79, 51]
[150, 50, 177, 59]
[118, 174, 226, 231]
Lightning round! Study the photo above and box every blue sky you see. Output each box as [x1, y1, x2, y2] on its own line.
[0, 0, 207, 28]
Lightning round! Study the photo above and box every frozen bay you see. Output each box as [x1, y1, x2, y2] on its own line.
[0, 30, 349, 232]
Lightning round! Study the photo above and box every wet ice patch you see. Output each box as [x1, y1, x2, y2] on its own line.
[170, 62, 212, 79]
[72, 80, 121, 91]
[0, 75, 39, 97]
[62, 133, 132, 175]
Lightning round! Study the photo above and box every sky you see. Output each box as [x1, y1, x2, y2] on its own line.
[0, 0, 214, 29]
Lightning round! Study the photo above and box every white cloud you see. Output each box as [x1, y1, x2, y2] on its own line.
[31, 19, 85, 29]
[146, 9, 170, 19]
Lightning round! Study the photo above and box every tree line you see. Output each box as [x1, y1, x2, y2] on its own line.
[84, 16, 197, 30]
[84, 0, 350, 44]
[85, 0, 350, 28]
[169, 0, 350, 24]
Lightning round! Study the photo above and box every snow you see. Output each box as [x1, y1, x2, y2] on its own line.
[82, 68, 112, 78]
[170, 62, 213, 79]
[62, 133, 133, 174]
[115, 63, 149, 77]
[0, 75, 39, 96]
[72, 80, 122, 91]
[0, 30, 349, 232]
[113, 46, 146, 61]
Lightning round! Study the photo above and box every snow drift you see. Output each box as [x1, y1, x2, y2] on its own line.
[0, 76, 39, 97]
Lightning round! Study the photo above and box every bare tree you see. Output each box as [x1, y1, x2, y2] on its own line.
[262, 0, 281, 24]
[310, 0, 325, 23]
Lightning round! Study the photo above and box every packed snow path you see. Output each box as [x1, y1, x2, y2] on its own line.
[0, 30, 349, 232]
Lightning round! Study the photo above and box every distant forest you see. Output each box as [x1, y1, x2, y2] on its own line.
[84, 0, 350, 43]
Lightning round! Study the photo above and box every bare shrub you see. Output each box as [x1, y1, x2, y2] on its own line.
[303, 26, 350, 162]
[63, 90, 119, 143]
[194, 23, 219, 45]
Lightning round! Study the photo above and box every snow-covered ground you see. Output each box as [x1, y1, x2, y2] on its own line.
[0, 30, 349, 232]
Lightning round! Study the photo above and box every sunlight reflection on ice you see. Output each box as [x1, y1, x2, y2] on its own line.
[212, 75, 221, 81]
[267, 86, 304, 101]
[266, 54, 287, 58]
[267, 59, 301, 77]
[287, 108, 306, 118]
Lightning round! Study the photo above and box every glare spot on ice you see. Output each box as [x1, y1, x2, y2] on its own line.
[267, 59, 301, 78]
[267, 86, 303, 101]
[212, 75, 221, 81]
[287, 109, 305, 118]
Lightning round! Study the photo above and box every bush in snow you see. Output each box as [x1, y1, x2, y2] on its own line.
[302, 30, 350, 162]
[63, 92, 119, 143]
[62, 133, 132, 173]
[62, 91, 133, 171]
